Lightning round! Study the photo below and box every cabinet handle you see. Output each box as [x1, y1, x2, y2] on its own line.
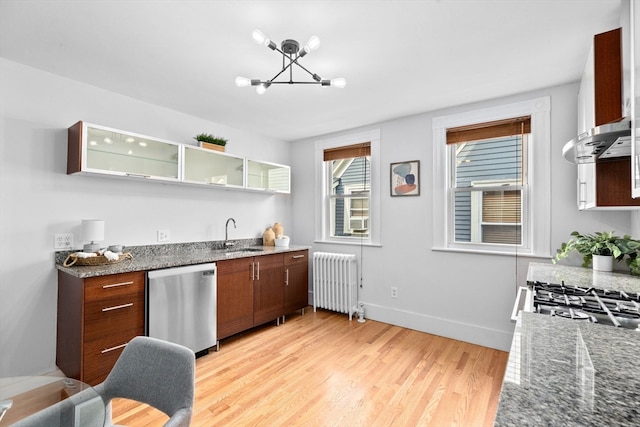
[102, 302, 133, 312]
[291, 255, 305, 259]
[101, 342, 128, 354]
[256, 262, 260, 280]
[285, 269, 289, 286]
[125, 173, 150, 179]
[102, 281, 134, 289]
[251, 262, 255, 280]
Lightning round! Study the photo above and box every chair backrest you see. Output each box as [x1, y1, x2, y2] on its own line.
[99, 336, 195, 420]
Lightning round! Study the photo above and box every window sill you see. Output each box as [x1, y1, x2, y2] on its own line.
[431, 246, 551, 259]
[314, 239, 382, 248]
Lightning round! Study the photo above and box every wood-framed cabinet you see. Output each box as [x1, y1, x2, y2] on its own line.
[216, 253, 285, 341]
[283, 250, 309, 317]
[216, 257, 255, 340]
[56, 271, 145, 386]
[217, 250, 308, 342]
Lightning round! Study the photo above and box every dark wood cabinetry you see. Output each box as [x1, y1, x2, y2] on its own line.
[216, 257, 255, 340]
[595, 157, 640, 207]
[284, 250, 309, 316]
[217, 250, 308, 341]
[253, 254, 284, 326]
[56, 271, 145, 386]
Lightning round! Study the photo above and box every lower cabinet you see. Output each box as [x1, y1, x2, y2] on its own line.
[252, 253, 284, 326]
[284, 250, 309, 316]
[216, 256, 256, 340]
[217, 250, 309, 341]
[56, 271, 145, 386]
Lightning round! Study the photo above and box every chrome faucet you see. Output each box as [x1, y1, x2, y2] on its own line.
[225, 218, 236, 248]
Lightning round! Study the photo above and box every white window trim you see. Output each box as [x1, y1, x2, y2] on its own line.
[315, 129, 381, 246]
[432, 97, 551, 257]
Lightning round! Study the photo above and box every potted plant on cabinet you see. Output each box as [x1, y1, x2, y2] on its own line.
[194, 133, 228, 152]
[553, 231, 640, 274]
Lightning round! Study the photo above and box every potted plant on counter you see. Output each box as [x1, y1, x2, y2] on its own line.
[553, 231, 640, 275]
[194, 133, 228, 152]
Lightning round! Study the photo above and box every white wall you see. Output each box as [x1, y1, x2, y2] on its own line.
[0, 59, 291, 376]
[2, 57, 635, 376]
[289, 82, 633, 352]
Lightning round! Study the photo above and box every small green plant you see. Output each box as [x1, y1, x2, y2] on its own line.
[194, 133, 228, 146]
[553, 231, 640, 275]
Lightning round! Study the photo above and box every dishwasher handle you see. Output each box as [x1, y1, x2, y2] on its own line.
[148, 262, 216, 279]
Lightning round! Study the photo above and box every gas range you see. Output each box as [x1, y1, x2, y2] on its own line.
[530, 281, 640, 330]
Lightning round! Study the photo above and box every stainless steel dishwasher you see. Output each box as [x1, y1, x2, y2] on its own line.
[147, 263, 217, 354]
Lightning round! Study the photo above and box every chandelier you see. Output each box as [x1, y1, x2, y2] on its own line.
[235, 30, 346, 94]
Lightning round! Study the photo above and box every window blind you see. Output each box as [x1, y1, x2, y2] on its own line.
[446, 116, 531, 144]
[324, 142, 371, 161]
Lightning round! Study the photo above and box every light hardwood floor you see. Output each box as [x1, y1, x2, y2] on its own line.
[112, 308, 508, 426]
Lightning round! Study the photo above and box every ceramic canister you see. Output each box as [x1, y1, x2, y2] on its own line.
[273, 222, 284, 238]
[263, 227, 275, 246]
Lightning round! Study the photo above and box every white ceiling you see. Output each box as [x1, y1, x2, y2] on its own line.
[0, 0, 624, 142]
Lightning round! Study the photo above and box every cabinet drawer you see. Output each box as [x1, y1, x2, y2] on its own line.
[83, 336, 137, 385]
[84, 295, 144, 342]
[284, 250, 308, 267]
[84, 271, 144, 302]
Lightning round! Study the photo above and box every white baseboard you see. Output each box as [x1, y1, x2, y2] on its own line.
[361, 303, 514, 352]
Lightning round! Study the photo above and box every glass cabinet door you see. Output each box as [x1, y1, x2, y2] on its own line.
[183, 145, 244, 188]
[246, 160, 290, 193]
[83, 123, 180, 181]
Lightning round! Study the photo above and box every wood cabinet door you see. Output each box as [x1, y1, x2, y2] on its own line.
[284, 250, 309, 315]
[216, 257, 254, 340]
[253, 253, 284, 326]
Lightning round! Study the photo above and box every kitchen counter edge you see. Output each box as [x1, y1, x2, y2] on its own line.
[56, 245, 311, 279]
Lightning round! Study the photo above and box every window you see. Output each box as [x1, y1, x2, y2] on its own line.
[432, 98, 551, 256]
[450, 116, 529, 246]
[315, 129, 381, 246]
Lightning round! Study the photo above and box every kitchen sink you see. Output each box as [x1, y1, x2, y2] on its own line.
[225, 247, 263, 253]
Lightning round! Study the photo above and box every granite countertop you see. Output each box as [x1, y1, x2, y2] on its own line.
[527, 262, 640, 295]
[495, 263, 640, 426]
[56, 239, 310, 278]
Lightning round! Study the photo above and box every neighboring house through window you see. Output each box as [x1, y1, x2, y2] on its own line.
[432, 97, 551, 256]
[315, 129, 381, 246]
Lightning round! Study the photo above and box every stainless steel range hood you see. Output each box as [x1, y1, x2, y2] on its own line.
[562, 120, 631, 164]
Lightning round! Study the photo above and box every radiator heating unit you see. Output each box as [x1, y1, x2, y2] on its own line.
[313, 252, 358, 320]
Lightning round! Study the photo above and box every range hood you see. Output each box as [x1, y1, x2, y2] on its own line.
[562, 120, 631, 164]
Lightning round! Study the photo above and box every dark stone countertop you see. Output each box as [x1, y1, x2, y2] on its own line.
[55, 239, 310, 278]
[494, 263, 640, 426]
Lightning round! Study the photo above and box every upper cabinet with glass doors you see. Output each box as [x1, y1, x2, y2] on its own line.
[246, 159, 291, 193]
[68, 121, 180, 182]
[67, 121, 290, 194]
[182, 145, 244, 188]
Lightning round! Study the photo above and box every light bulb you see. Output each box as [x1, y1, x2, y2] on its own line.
[305, 35, 320, 51]
[331, 78, 347, 88]
[235, 76, 251, 87]
[251, 29, 270, 46]
[256, 84, 267, 95]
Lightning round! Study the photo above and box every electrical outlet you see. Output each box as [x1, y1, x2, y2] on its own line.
[54, 234, 73, 249]
[157, 229, 170, 242]
[391, 287, 398, 298]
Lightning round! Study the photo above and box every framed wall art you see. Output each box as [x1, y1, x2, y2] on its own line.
[390, 160, 420, 197]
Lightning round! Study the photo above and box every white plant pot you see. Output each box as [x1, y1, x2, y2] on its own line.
[592, 255, 613, 272]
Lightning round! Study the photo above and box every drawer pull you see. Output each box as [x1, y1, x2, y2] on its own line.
[102, 302, 134, 312]
[102, 281, 134, 289]
[101, 342, 128, 354]
[291, 255, 305, 259]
